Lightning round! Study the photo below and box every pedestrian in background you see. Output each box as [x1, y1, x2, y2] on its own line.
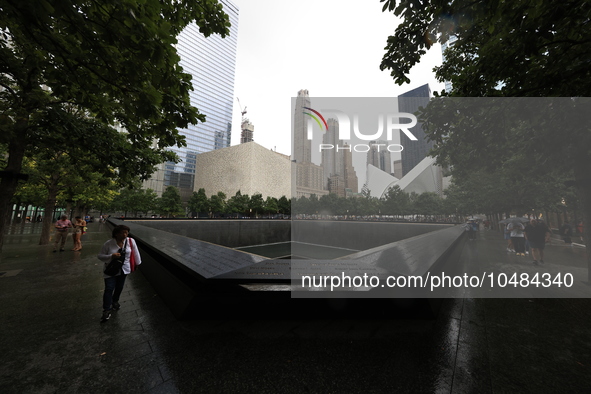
[97, 225, 142, 322]
[525, 219, 551, 265]
[465, 220, 476, 240]
[504, 223, 515, 253]
[507, 220, 526, 256]
[53, 215, 72, 252]
[471, 220, 479, 237]
[72, 216, 86, 251]
[560, 222, 573, 245]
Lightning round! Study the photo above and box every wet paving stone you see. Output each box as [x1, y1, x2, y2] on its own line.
[1, 224, 591, 393]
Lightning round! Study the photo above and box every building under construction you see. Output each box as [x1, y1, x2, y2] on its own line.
[240, 119, 254, 144]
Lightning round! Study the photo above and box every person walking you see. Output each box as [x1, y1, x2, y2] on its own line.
[470, 220, 479, 239]
[560, 222, 573, 245]
[53, 215, 73, 252]
[525, 219, 551, 265]
[504, 223, 515, 252]
[97, 225, 142, 322]
[507, 219, 526, 256]
[71, 216, 87, 251]
[464, 220, 476, 240]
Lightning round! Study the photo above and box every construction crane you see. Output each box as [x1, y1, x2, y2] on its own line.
[236, 97, 247, 120]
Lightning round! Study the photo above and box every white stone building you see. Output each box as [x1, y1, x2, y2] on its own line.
[193, 141, 291, 199]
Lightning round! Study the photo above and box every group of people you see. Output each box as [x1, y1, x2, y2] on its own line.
[465, 219, 480, 240]
[52, 215, 87, 252]
[558, 221, 585, 245]
[505, 218, 551, 266]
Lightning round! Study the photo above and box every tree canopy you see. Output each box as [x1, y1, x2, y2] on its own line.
[0, 0, 231, 253]
[380, 0, 591, 97]
[380, 0, 591, 278]
[188, 188, 210, 215]
[159, 186, 183, 217]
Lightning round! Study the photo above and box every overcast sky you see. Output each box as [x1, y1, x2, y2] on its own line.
[229, 0, 445, 156]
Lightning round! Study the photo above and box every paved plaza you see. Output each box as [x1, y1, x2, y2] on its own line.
[1, 222, 590, 393]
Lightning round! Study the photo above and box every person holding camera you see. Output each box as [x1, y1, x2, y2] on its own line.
[52, 214, 73, 252]
[97, 225, 142, 322]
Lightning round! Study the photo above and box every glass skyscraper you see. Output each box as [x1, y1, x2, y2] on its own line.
[399, 84, 432, 177]
[293, 89, 312, 164]
[146, 0, 239, 200]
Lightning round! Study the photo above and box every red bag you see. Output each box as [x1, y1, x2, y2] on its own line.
[129, 238, 137, 272]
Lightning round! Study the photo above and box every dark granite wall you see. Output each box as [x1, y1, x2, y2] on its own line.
[132, 220, 290, 248]
[110, 218, 465, 318]
[131, 219, 451, 250]
[292, 221, 452, 250]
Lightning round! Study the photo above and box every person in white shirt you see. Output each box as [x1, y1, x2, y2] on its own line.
[97, 225, 142, 322]
[507, 220, 526, 256]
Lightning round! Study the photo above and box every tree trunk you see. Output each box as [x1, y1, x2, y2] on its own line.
[11, 203, 21, 225]
[73, 202, 83, 219]
[573, 208, 578, 225]
[39, 187, 60, 245]
[574, 165, 591, 282]
[0, 132, 28, 258]
[63, 201, 70, 219]
[544, 210, 550, 228]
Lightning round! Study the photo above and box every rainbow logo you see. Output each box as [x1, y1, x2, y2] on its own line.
[303, 107, 328, 131]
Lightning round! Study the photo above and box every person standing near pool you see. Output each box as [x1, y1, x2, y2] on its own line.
[97, 225, 142, 322]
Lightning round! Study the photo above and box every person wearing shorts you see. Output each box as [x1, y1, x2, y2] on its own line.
[504, 225, 514, 252]
[72, 216, 86, 251]
[507, 221, 526, 256]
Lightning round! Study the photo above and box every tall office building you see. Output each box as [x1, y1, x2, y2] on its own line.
[392, 160, 403, 179]
[399, 84, 432, 177]
[144, 0, 239, 200]
[321, 118, 344, 188]
[343, 144, 359, 195]
[293, 89, 312, 164]
[294, 162, 328, 198]
[322, 119, 345, 197]
[292, 89, 326, 198]
[367, 140, 392, 174]
[240, 119, 254, 144]
[321, 121, 358, 196]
